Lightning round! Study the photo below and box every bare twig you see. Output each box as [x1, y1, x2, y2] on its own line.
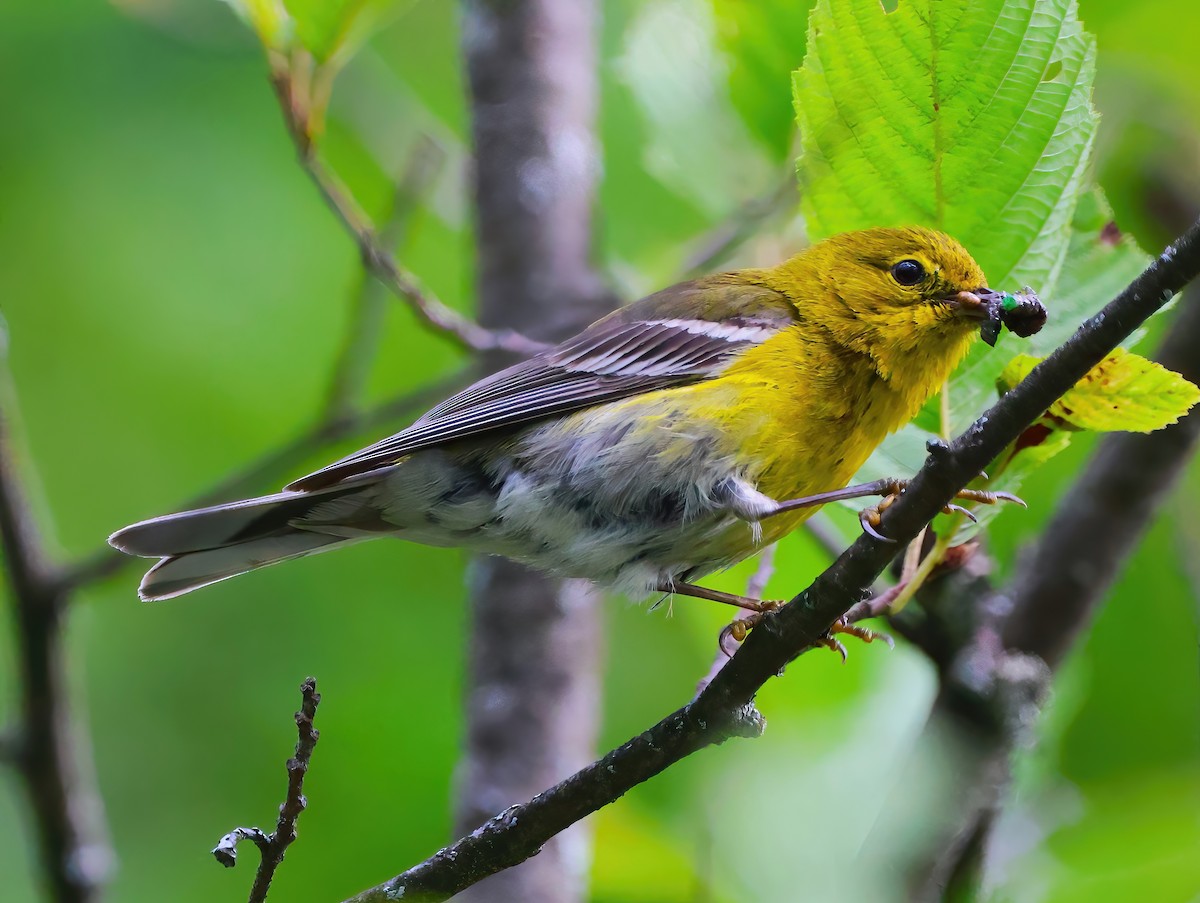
[0, 395, 112, 902]
[681, 173, 798, 278]
[5, 33, 487, 903]
[745, 542, 778, 600]
[267, 69, 545, 357]
[212, 827, 271, 868]
[213, 678, 321, 903]
[322, 136, 448, 422]
[340, 221, 1200, 903]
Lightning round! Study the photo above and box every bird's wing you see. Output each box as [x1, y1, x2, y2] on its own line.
[287, 278, 795, 491]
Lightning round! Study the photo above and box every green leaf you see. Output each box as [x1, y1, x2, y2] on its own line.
[943, 188, 1150, 436]
[951, 343, 1197, 538]
[793, 1, 1159, 535]
[712, 0, 815, 159]
[224, 0, 404, 63]
[619, 0, 773, 217]
[283, 0, 368, 61]
[1000, 348, 1200, 432]
[794, 0, 1096, 291]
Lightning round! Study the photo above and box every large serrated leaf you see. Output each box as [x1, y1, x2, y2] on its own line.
[794, 0, 1097, 291]
[793, 0, 1154, 537]
[941, 188, 1150, 436]
[712, 0, 815, 159]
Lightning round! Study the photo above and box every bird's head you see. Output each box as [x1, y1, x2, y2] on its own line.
[775, 226, 1018, 384]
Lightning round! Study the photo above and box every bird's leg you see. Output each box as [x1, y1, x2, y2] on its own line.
[761, 478, 1025, 542]
[656, 580, 888, 660]
[655, 580, 777, 614]
[656, 580, 781, 656]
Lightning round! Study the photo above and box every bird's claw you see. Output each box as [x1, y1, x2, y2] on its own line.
[815, 634, 848, 662]
[858, 482, 1026, 540]
[718, 600, 782, 657]
[831, 617, 895, 650]
[952, 488, 1027, 509]
[815, 617, 894, 662]
[859, 493, 899, 543]
[723, 613, 895, 661]
[942, 502, 978, 522]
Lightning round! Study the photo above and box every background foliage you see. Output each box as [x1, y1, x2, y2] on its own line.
[1, 0, 1198, 900]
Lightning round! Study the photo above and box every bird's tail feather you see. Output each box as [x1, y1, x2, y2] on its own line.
[109, 482, 376, 601]
[136, 533, 355, 601]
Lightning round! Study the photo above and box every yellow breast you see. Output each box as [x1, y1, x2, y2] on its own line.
[682, 323, 963, 555]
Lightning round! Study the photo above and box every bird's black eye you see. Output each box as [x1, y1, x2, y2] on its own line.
[891, 259, 926, 286]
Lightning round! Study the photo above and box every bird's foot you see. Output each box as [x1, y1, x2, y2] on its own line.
[858, 480, 1025, 542]
[718, 602, 781, 656]
[816, 617, 895, 662]
[718, 609, 893, 661]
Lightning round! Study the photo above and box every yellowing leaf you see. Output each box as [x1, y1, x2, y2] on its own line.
[999, 348, 1200, 433]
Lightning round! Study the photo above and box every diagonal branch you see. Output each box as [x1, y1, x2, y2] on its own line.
[339, 225, 1200, 902]
[267, 68, 545, 357]
[321, 136, 448, 422]
[681, 172, 798, 278]
[908, 277, 1200, 898]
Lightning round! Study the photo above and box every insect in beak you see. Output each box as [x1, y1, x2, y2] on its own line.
[947, 288, 1046, 346]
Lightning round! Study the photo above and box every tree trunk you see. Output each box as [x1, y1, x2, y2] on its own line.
[456, 2, 611, 901]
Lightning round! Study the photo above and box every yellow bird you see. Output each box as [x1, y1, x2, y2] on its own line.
[110, 227, 1037, 640]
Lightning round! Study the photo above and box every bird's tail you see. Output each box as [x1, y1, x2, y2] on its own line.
[109, 481, 376, 601]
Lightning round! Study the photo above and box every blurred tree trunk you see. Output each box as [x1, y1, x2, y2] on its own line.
[456, 2, 612, 901]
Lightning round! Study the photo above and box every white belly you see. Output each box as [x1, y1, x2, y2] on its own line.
[366, 415, 761, 594]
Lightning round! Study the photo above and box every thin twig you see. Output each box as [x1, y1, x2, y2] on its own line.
[213, 678, 321, 903]
[267, 69, 545, 357]
[745, 543, 778, 600]
[681, 173, 798, 278]
[339, 220, 1200, 902]
[322, 136, 448, 422]
[0, 393, 112, 902]
[695, 544, 777, 695]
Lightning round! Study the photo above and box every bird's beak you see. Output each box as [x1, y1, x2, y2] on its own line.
[946, 288, 1006, 346]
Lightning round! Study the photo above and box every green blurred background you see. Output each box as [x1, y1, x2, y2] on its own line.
[1, 1, 1197, 900]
